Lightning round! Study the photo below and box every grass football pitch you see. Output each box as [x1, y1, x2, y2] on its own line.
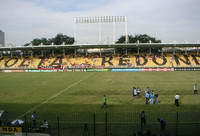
[0, 71, 200, 120]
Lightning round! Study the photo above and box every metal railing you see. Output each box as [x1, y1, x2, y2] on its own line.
[1, 112, 200, 136]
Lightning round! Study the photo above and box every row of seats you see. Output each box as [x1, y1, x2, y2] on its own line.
[0, 54, 199, 68]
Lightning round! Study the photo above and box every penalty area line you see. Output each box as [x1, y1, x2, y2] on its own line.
[18, 73, 94, 118]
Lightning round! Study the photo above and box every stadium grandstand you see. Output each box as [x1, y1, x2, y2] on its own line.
[0, 43, 200, 71]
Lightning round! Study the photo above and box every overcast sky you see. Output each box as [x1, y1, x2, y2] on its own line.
[0, 0, 200, 45]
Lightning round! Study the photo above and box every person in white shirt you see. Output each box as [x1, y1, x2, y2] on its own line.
[40, 120, 48, 128]
[193, 83, 198, 94]
[133, 88, 137, 96]
[174, 93, 180, 107]
[40, 120, 48, 132]
[132, 87, 136, 97]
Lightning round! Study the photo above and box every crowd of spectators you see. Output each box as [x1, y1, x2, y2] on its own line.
[1, 53, 200, 69]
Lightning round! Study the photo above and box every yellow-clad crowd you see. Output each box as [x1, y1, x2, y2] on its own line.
[0, 54, 199, 69]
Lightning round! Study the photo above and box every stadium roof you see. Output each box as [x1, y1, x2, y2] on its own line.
[0, 43, 200, 51]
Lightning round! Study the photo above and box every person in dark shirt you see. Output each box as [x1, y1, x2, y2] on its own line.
[31, 111, 38, 128]
[140, 111, 146, 129]
[157, 118, 166, 131]
[154, 94, 159, 104]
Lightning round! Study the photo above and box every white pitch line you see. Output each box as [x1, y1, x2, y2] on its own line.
[18, 73, 94, 118]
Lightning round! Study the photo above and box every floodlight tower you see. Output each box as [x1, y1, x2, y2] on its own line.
[74, 16, 128, 44]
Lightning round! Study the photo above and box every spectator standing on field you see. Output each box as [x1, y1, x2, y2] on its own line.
[157, 118, 166, 131]
[193, 83, 198, 94]
[174, 93, 180, 107]
[31, 111, 38, 128]
[40, 120, 48, 128]
[40, 120, 48, 132]
[140, 111, 146, 129]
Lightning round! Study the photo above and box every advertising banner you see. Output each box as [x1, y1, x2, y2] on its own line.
[174, 67, 200, 71]
[40, 70, 58, 72]
[0, 126, 22, 133]
[3, 70, 12, 72]
[10, 70, 25, 72]
[26, 70, 41, 72]
[66, 69, 86, 72]
[111, 69, 144, 72]
[111, 68, 173, 72]
[144, 68, 173, 72]
[26, 70, 64, 72]
[3, 67, 200, 72]
[86, 69, 110, 72]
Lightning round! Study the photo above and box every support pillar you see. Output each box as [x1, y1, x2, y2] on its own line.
[85, 49, 88, 56]
[74, 49, 77, 55]
[137, 47, 140, 55]
[63, 49, 65, 57]
[125, 17, 128, 44]
[149, 48, 152, 55]
[125, 48, 128, 55]
[41, 50, 44, 57]
[100, 48, 102, 57]
[184, 49, 187, 55]
[112, 21, 116, 44]
[173, 47, 175, 55]
[21, 51, 23, 58]
[98, 22, 102, 43]
[1, 51, 3, 57]
[31, 51, 33, 57]
[52, 49, 55, 57]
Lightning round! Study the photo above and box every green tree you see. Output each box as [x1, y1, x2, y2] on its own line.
[116, 34, 161, 43]
[116, 34, 162, 53]
[31, 38, 42, 45]
[24, 34, 74, 46]
[24, 43, 30, 46]
[51, 34, 74, 45]
[40, 38, 51, 45]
